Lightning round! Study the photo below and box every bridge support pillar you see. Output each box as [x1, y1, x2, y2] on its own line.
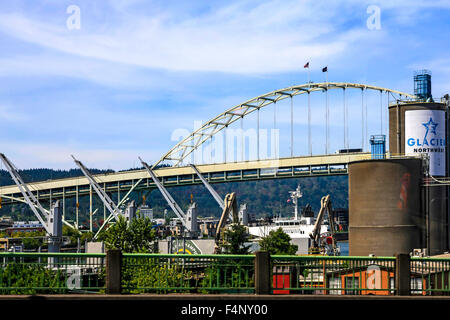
[395, 253, 410, 296]
[106, 249, 122, 294]
[255, 251, 271, 295]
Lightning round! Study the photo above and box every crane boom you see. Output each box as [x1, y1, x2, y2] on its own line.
[139, 157, 189, 230]
[71, 155, 122, 221]
[309, 195, 338, 255]
[190, 164, 224, 210]
[310, 195, 330, 247]
[0, 153, 51, 234]
[215, 192, 238, 239]
[214, 192, 238, 252]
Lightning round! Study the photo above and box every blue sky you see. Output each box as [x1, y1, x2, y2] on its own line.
[0, 0, 449, 170]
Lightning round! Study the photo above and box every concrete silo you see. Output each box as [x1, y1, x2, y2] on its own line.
[388, 75, 448, 255]
[349, 71, 449, 256]
[348, 159, 423, 256]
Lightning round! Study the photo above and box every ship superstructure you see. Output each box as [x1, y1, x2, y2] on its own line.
[248, 185, 328, 239]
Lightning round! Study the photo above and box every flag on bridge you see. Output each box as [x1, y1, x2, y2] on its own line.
[304, 62, 309, 68]
[322, 66, 328, 72]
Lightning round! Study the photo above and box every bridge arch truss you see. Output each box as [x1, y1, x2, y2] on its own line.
[153, 82, 416, 168]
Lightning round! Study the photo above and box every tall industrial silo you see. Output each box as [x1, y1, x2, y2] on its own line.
[349, 71, 449, 256]
[349, 159, 423, 256]
[387, 70, 449, 255]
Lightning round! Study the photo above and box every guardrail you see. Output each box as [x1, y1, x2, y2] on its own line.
[0, 251, 449, 295]
[121, 253, 254, 294]
[0, 252, 105, 294]
[271, 255, 397, 295]
[410, 257, 450, 295]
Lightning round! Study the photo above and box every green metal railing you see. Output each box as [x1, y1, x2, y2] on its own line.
[410, 257, 450, 296]
[0, 252, 106, 294]
[1, 252, 450, 295]
[271, 255, 397, 295]
[121, 254, 254, 294]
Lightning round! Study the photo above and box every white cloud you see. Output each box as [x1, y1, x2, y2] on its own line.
[0, 1, 372, 74]
[0, 54, 160, 89]
[0, 0, 446, 79]
[0, 104, 29, 122]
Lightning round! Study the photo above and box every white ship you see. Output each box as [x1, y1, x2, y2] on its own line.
[248, 185, 328, 239]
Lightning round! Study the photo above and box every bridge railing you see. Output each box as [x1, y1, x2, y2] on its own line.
[121, 253, 254, 294]
[0, 252, 106, 294]
[271, 255, 397, 295]
[410, 257, 450, 296]
[0, 252, 449, 295]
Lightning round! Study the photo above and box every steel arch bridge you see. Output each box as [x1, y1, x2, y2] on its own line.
[0, 82, 418, 210]
[153, 82, 416, 169]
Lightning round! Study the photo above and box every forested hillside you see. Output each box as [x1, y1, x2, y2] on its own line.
[0, 168, 114, 186]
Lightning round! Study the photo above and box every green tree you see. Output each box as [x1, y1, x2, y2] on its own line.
[21, 236, 41, 250]
[80, 231, 94, 243]
[220, 224, 251, 254]
[62, 225, 82, 246]
[99, 214, 156, 253]
[127, 214, 157, 253]
[99, 215, 131, 251]
[10, 230, 46, 250]
[258, 227, 298, 255]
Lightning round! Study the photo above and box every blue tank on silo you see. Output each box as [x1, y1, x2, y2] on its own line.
[414, 70, 432, 102]
[370, 135, 386, 159]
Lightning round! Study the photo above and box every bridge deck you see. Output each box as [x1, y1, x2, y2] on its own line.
[0, 152, 376, 204]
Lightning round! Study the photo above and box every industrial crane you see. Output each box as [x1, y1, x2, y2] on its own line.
[190, 164, 249, 225]
[139, 157, 199, 237]
[189, 164, 250, 252]
[308, 195, 339, 256]
[214, 192, 239, 253]
[71, 155, 137, 240]
[0, 153, 64, 253]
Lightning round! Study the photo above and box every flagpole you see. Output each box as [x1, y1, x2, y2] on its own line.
[326, 69, 329, 154]
[308, 63, 311, 155]
[308, 88, 311, 155]
[304, 61, 312, 156]
[308, 68, 310, 87]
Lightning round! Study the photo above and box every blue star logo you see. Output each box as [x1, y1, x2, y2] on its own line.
[422, 117, 438, 140]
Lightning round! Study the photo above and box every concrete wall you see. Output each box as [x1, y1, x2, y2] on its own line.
[291, 238, 310, 255]
[85, 241, 105, 253]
